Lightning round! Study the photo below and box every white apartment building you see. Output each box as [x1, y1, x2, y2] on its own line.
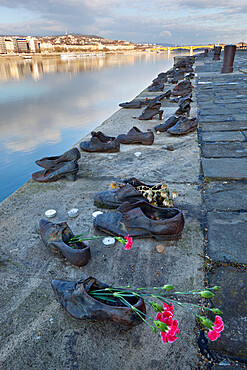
[0, 37, 7, 54]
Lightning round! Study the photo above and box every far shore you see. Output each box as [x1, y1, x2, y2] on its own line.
[0, 49, 179, 60]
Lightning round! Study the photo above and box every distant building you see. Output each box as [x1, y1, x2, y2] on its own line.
[0, 37, 7, 54]
[5, 38, 15, 53]
[13, 38, 29, 53]
[26, 36, 40, 52]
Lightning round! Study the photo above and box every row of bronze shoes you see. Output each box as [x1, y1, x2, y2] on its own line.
[40, 177, 185, 325]
[32, 59, 197, 184]
[37, 58, 194, 325]
[39, 177, 184, 266]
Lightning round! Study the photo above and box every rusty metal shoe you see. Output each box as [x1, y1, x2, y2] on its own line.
[119, 100, 144, 108]
[175, 98, 191, 116]
[117, 127, 154, 145]
[94, 201, 184, 241]
[51, 276, 146, 326]
[94, 177, 170, 208]
[32, 159, 79, 182]
[154, 115, 180, 132]
[167, 117, 198, 135]
[94, 183, 145, 208]
[35, 148, 80, 169]
[171, 80, 193, 97]
[80, 131, 120, 152]
[138, 101, 163, 120]
[39, 219, 91, 267]
[148, 81, 164, 92]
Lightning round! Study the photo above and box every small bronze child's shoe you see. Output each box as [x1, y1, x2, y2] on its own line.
[80, 131, 120, 152]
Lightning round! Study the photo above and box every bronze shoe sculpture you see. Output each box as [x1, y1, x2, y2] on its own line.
[117, 127, 154, 145]
[148, 81, 164, 92]
[167, 117, 198, 135]
[138, 101, 163, 120]
[39, 219, 91, 267]
[51, 277, 146, 326]
[171, 80, 193, 97]
[35, 148, 80, 169]
[119, 100, 143, 108]
[32, 159, 79, 182]
[154, 115, 180, 132]
[94, 177, 172, 208]
[80, 131, 120, 153]
[94, 201, 184, 241]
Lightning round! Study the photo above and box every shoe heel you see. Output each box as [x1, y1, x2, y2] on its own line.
[65, 173, 77, 181]
[154, 232, 182, 241]
[158, 110, 163, 120]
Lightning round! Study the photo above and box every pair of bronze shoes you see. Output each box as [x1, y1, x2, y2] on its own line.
[171, 80, 193, 98]
[93, 178, 184, 241]
[32, 148, 80, 182]
[80, 129, 154, 149]
[80, 131, 120, 153]
[155, 115, 198, 135]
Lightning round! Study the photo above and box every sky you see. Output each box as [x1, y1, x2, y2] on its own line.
[0, 0, 246, 45]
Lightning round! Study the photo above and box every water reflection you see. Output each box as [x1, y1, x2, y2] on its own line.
[0, 53, 176, 202]
[0, 53, 167, 82]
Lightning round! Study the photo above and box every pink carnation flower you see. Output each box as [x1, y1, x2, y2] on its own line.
[208, 316, 224, 341]
[156, 302, 179, 343]
[124, 235, 133, 250]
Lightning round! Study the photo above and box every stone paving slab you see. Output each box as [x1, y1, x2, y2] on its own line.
[201, 142, 247, 158]
[200, 122, 247, 132]
[199, 115, 236, 122]
[209, 266, 247, 360]
[207, 212, 247, 263]
[201, 131, 245, 142]
[202, 158, 247, 179]
[203, 181, 247, 211]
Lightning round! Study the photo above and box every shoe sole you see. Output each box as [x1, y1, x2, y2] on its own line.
[95, 224, 182, 241]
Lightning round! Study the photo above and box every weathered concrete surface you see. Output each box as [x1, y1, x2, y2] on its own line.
[0, 78, 204, 369]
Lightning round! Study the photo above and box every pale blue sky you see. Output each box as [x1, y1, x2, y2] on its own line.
[0, 0, 246, 45]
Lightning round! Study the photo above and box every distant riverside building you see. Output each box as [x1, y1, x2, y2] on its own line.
[13, 38, 28, 53]
[5, 39, 15, 53]
[26, 36, 40, 52]
[0, 37, 7, 54]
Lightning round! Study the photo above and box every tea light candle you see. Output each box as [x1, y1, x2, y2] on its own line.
[102, 237, 116, 247]
[68, 208, 79, 218]
[45, 209, 56, 218]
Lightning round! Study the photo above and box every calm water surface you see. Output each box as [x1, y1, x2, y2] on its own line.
[0, 53, 177, 202]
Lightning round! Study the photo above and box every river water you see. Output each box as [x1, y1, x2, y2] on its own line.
[0, 52, 183, 202]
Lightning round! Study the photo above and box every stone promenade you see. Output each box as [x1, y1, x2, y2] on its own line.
[196, 50, 247, 366]
[0, 51, 247, 370]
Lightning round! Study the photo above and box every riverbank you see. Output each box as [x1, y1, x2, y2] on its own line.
[1, 50, 246, 368]
[0, 58, 204, 368]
